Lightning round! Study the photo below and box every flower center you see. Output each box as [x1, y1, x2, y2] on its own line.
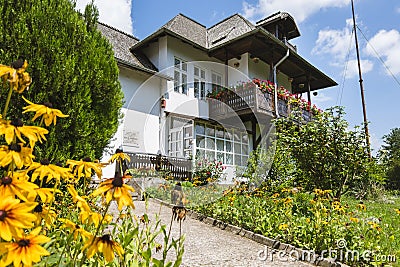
[34, 203, 43, 213]
[112, 173, 123, 187]
[40, 158, 50, 165]
[116, 148, 123, 154]
[1, 176, 12, 185]
[83, 157, 92, 162]
[17, 239, 30, 247]
[11, 59, 24, 69]
[100, 234, 111, 242]
[43, 102, 53, 108]
[9, 143, 21, 152]
[0, 210, 7, 221]
[10, 118, 23, 127]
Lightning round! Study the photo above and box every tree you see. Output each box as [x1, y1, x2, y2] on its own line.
[380, 128, 400, 190]
[274, 106, 370, 199]
[0, 0, 123, 162]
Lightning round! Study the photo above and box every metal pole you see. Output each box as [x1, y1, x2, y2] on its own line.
[351, 0, 371, 158]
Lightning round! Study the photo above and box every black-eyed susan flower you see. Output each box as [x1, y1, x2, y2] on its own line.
[67, 157, 103, 180]
[278, 223, 289, 230]
[0, 196, 37, 241]
[350, 217, 360, 223]
[356, 202, 367, 211]
[0, 118, 48, 147]
[27, 187, 61, 204]
[0, 227, 50, 267]
[83, 234, 124, 262]
[79, 209, 113, 228]
[22, 96, 69, 126]
[91, 173, 135, 211]
[59, 218, 91, 240]
[108, 148, 131, 164]
[0, 143, 34, 169]
[0, 171, 38, 201]
[67, 185, 91, 212]
[27, 158, 71, 183]
[33, 203, 57, 228]
[172, 206, 187, 222]
[0, 59, 31, 93]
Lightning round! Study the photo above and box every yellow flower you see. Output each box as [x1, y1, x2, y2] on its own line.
[108, 149, 131, 164]
[350, 217, 360, 223]
[0, 118, 48, 147]
[272, 193, 280, 198]
[83, 234, 124, 262]
[59, 218, 91, 240]
[27, 187, 61, 203]
[33, 203, 57, 228]
[0, 196, 37, 241]
[356, 202, 367, 211]
[0, 59, 31, 93]
[0, 143, 34, 169]
[283, 197, 293, 205]
[22, 96, 69, 126]
[0, 171, 38, 201]
[278, 223, 289, 230]
[67, 185, 91, 213]
[79, 210, 112, 227]
[0, 227, 50, 267]
[91, 173, 135, 211]
[27, 159, 71, 183]
[67, 157, 103, 179]
[395, 208, 400, 215]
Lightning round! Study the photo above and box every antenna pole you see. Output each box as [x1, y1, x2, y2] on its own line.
[351, 0, 371, 158]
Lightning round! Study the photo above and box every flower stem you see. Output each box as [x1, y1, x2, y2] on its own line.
[78, 191, 114, 267]
[2, 84, 13, 118]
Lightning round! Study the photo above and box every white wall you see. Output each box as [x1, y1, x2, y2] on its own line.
[101, 66, 162, 177]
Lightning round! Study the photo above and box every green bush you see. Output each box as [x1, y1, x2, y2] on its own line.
[0, 0, 123, 161]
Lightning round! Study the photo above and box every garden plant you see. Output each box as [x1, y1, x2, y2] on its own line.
[0, 60, 184, 266]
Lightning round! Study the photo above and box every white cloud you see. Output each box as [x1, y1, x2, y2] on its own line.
[312, 92, 333, 106]
[312, 18, 353, 61]
[345, 59, 373, 79]
[364, 29, 400, 76]
[75, 0, 133, 34]
[242, 0, 350, 23]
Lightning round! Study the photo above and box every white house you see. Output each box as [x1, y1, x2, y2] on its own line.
[98, 12, 337, 180]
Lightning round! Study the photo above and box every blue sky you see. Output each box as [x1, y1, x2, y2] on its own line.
[76, 0, 400, 154]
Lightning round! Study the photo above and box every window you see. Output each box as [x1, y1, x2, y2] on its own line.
[194, 66, 206, 99]
[195, 122, 249, 166]
[169, 116, 193, 158]
[211, 72, 223, 93]
[174, 58, 188, 94]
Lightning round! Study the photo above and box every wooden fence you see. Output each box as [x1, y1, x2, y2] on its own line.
[125, 152, 192, 181]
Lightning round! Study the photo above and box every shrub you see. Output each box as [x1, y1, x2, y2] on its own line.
[0, 0, 123, 162]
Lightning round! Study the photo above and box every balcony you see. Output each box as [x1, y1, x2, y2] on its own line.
[208, 79, 320, 122]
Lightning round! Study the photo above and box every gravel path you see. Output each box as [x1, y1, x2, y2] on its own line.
[132, 199, 313, 267]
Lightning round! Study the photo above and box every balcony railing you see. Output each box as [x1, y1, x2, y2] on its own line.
[208, 80, 320, 121]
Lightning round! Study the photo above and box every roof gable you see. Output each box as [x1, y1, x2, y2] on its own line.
[162, 13, 207, 47]
[97, 22, 157, 72]
[207, 14, 255, 48]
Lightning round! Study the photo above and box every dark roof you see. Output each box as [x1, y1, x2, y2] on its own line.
[163, 13, 207, 47]
[97, 22, 157, 73]
[207, 14, 255, 48]
[256, 11, 300, 40]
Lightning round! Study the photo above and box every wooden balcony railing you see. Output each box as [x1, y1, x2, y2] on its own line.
[208, 86, 314, 121]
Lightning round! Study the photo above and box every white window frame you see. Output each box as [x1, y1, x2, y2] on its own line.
[211, 71, 223, 93]
[195, 121, 249, 166]
[194, 66, 206, 99]
[174, 57, 188, 94]
[168, 116, 193, 158]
